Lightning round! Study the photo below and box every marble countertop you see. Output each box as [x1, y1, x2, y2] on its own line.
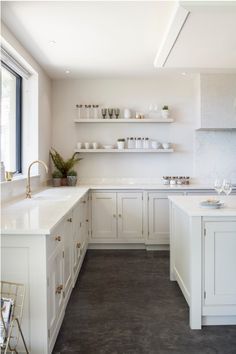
[2, 183, 235, 235]
[1, 187, 89, 235]
[169, 195, 236, 217]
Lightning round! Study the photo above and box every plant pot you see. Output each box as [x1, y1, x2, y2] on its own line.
[61, 177, 68, 186]
[161, 109, 169, 119]
[67, 176, 77, 186]
[52, 178, 61, 187]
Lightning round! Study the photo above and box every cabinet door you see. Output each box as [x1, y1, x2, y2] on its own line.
[91, 193, 117, 240]
[72, 202, 83, 277]
[47, 245, 64, 344]
[117, 193, 143, 240]
[148, 192, 183, 244]
[204, 221, 236, 306]
[63, 212, 73, 305]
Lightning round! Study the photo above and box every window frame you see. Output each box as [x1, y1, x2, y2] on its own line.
[1, 61, 22, 174]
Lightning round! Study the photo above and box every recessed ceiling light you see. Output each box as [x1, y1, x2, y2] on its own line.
[65, 70, 70, 74]
[49, 40, 56, 46]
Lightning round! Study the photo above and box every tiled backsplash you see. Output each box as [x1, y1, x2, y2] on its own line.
[194, 130, 236, 184]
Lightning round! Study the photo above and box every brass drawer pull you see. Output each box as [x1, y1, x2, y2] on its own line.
[86, 219, 89, 222]
[67, 217, 72, 222]
[76, 242, 81, 248]
[55, 236, 61, 242]
[56, 284, 63, 294]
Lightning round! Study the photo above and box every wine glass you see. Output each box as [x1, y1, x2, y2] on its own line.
[101, 108, 107, 119]
[108, 108, 113, 119]
[114, 108, 120, 119]
[222, 179, 232, 196]
[214, 179, 223, 195]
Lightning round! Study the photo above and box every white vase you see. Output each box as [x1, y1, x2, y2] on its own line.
[161, 109, 169, 119]
[124, 108, 131, 119]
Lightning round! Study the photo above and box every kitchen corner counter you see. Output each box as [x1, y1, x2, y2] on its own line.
[169, 195, 236, 216]
[1, 186, 89, 235]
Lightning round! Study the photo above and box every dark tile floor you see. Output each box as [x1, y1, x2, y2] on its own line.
[53, 250, 236, 354]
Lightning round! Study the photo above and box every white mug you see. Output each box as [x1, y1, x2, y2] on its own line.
[77, 142, 82, 149]
[92, 142, 98, 149]
[84, 142, 90, 149]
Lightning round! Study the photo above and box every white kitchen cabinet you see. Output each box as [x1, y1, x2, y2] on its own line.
[117, 193, 143, 240]
[204, 221, 236, 306]
[91, 192, 117, 240]
[91, 191, 143, 242]
[63, 212, 73, 306]
[148, 192, 184, 244]
[47, 243, 64, 353]
[73, 194, 89, 281]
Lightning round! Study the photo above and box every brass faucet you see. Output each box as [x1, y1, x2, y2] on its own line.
[26, 160, 48, 198]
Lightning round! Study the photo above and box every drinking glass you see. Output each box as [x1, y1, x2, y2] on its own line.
[108, 108, 113, 119]
[114, 108, 120, 119]
[101, 108, 107, 119]
[222, 179, 232, 196]
[214, 179, 223, 195]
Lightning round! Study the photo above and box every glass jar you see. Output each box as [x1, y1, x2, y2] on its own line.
[143, 138, 149, 149]
[136, 137, 142, 149]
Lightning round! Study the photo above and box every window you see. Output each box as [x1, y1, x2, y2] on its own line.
[1, 62, 22, 173]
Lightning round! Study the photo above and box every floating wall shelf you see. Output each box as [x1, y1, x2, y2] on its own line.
[75, 149, 174, 153]
[74, 118, 174, 123]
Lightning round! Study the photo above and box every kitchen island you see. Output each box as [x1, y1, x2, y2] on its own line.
[169, 195, 236, 329]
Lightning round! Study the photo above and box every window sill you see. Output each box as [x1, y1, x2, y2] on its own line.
[0, 174, 40, 185]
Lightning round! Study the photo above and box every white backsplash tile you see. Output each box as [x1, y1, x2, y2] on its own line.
[194, 130, 236, 184]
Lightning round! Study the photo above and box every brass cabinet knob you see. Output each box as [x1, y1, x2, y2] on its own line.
[55, 236, 61, 242]
[119, 214, 122, 218]
[76, 242, 81, 248]
[82, 200, 86, 204]
[86, 219, 89, 222]
[67, 217, 72, 222]
[56, 284, 63, 294]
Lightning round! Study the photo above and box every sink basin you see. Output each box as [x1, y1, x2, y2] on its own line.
[32, 189, 72, 202]
[32, 195, 71, 202]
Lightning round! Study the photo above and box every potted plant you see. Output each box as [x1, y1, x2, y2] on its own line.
[161, 105, 170, 119]
[52, 170, 62, 187]
[50, 148, 82, 186]
[67, 170, 78, 186]
[117, 138, 125, 149]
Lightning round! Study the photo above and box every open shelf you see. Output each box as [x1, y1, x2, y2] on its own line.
[74, 118, 174, 123]
[75, 148, 174, 153]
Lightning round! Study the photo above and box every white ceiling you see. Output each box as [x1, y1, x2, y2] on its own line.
[155, 1, 236, 71]
[1, 1, 176, 79]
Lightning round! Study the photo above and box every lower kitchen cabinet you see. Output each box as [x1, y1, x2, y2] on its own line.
[204, 221, 236, 307]
[47, 243, 64, 352]
[1, 192, 89, 354]
[73, 194, 89, 281]
[148, 192, 184, 244]
[91, 192, 117, 239]
[91, 191, 143, 242]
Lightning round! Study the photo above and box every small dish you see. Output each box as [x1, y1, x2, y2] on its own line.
[200, 199, 224, 209]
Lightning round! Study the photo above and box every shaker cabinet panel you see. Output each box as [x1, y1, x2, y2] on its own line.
[117, 193, 143, 239]
[91, 193, 117, 239]
[148, 192, 184, 244]
[204, 221, 236, 306]
[63, 212, 73, 305]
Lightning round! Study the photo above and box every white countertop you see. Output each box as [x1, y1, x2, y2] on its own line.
[1, 183, 235, 235]
[169, 195, 236, 217]
[1, 187, 89, 235]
